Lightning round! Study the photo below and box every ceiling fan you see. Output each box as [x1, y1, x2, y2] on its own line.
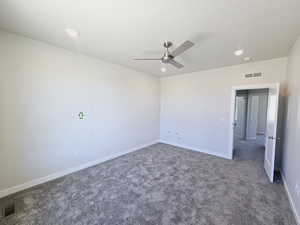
[133, 41, 194, 69]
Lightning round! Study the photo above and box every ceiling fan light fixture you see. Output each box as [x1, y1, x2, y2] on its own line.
[161, 67, 166, 72]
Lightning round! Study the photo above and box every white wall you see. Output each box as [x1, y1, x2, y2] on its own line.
[160, 58, 287, 159]
[256, 90, 268, 135]
[246, 92, 259, 140]
[282, 35, 300, 222]
[0, 30, 160, 195]
[246, 89, 268, 139]
[234, 92, 248, 139]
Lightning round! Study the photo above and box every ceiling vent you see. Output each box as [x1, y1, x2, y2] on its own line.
[245, 72, 262, 78]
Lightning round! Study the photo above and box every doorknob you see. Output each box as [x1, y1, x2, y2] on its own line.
[268, 136, 276, 140]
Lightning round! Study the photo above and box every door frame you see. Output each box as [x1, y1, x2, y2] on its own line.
[228, 83, 280, 160]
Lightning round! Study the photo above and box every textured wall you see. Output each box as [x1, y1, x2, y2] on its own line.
[0, 30, 160, 193]
[160, 58, 287, 158]
[282, 35, 300, 221]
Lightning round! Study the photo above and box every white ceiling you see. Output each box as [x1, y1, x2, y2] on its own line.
[0, 0, 300, 76]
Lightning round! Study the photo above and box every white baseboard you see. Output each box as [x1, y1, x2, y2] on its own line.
[281, 171, 300, 225]
[0, 140, 159, 199]
[159, 140, 231, 160]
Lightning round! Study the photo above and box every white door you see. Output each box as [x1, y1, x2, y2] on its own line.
[264, 84, 280, 182]
[234, 96, 247, 139]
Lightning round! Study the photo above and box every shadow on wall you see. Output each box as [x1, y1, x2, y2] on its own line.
[276, 94, 287, 171]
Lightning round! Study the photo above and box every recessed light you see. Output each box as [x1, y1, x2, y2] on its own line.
[161, 67, 166, 72]
[244, 57, 252, 62]
[65, 28, 79, 38]
[234, 49, 244, 56]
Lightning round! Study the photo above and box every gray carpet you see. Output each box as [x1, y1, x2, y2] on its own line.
[0, 143, 296, 225]
[233, 135, 265, 161]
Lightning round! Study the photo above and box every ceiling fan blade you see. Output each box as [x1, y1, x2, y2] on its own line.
[171, 41, 194, 57]
[133, 58, 161, 60]
[168, 59, 184, 69]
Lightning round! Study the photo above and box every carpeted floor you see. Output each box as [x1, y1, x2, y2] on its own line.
[0, 143, 296, 225]
[233, 135, 266, 161]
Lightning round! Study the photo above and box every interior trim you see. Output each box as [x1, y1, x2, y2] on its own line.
[0, 140, 159, 199]
[159, 140, 231, 160]
[281, 171, 300, 225]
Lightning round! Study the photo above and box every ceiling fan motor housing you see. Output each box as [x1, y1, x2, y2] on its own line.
[134, 40, 193, 69]
[162, 52, 174, 63]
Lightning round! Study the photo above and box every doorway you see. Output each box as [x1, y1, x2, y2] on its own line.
[229, 83, 280, 182]
[233, 89, 268, 162]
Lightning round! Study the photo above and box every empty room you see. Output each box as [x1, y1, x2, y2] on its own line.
[0, 1, 299, 224]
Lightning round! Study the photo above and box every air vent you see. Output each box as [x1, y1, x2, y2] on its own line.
[253, 72, 262, 77]
[1, 201, 16, 218]
[245, 72, 262, 78]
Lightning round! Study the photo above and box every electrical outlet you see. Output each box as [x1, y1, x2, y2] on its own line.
[295, 184, 300, 197]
